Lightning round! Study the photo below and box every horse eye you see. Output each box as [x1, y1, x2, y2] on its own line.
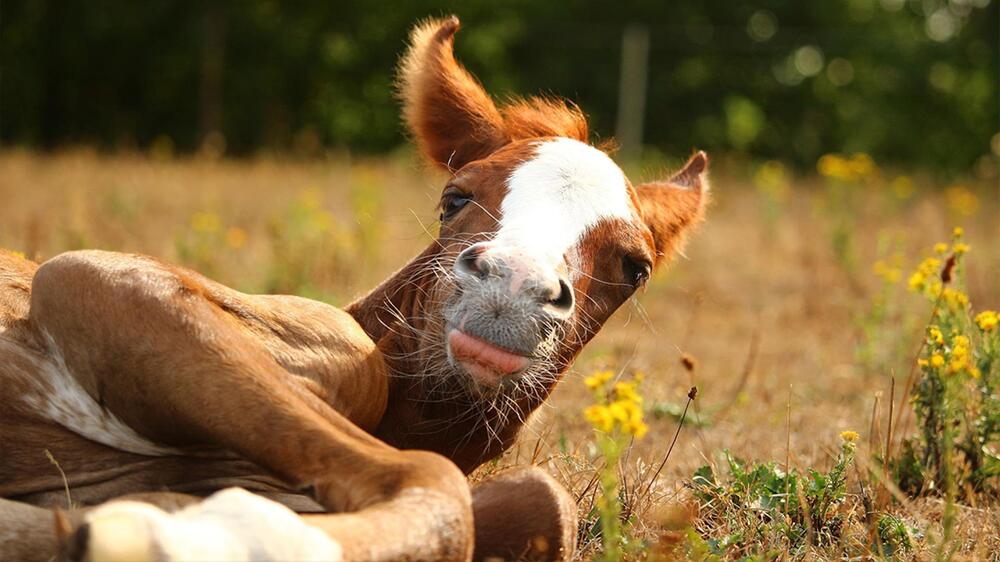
[622, 255, 652, 288]
[440, 193, 471, 221]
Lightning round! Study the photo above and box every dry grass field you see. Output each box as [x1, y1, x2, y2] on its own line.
[1, 149, 998, 560]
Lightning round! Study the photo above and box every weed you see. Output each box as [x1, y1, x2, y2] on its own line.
[816, 152, 879, 275]
[690, 433, 863, 557]
[583, 370, 649, 561]
[856, 236, 911, 374]
[893, 228, 999, 501]
[752, 160, 791, 235]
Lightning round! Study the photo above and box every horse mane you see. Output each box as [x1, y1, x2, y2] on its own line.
[501, 96, 588, 143]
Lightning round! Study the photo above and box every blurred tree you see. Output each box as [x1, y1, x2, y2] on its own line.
[1, 0, 996, 173]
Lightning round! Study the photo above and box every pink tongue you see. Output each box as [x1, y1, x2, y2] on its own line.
[448, 330, 529, 382]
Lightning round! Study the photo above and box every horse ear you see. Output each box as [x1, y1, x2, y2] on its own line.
[635, 151, 710, 266]
[397, 16, 510, 171]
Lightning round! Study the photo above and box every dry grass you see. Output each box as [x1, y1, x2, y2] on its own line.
[1, 149, 997, 560]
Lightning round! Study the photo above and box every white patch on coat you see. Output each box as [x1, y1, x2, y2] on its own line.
[499, 137, 635, 279]
[84, 488, 342, 562]
[15, 334, 179, 456]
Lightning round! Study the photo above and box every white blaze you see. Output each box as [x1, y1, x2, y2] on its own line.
[498, 137, 634, 278]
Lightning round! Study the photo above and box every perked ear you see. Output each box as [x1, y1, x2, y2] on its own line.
[635, 151, 710, 266]
[397, 16, 511, 171]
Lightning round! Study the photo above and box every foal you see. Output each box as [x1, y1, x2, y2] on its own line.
[0, 16, 709, 561]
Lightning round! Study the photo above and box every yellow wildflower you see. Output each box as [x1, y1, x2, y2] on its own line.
[190, 211, 221, 233]
[817, 154, 847, 179]
[942, 287, 969, 311]
[933, 243, 948, 255]
[584, 370, 613, 390]
[952, 242, 970, 255]
[943, 335, 976, 376]
[919, 257, 941, 274]
[928, 326, 944, 345]
[948, 358, 968, 375]
[584, 405, 614, 432]
[908, 256, 943, 294]
[614, 381, 641, 404]
[225, 227, 247, 249]
[626, 420, 649, 439]
[917, 358, 929, 368]
[873, 260, 901, 284]
[944, 185, 979, 216]
[840, 430, 860, 443]
[975, 310, 998, 332]
[930, 354, 945, 368]
[891, 176, 914, 199]
[953, 227, 964, 238]
[817, 153, 878, 182]
[848, 153, 877, 179]
[607, 401, 630, 423]
[928, 282, 943, 298]
[585, 372, 647, 438]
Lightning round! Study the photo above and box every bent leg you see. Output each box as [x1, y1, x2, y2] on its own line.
[30, 252, 473, 561]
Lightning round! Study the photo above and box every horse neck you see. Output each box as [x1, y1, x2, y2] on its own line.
[345, 244, 436, 347]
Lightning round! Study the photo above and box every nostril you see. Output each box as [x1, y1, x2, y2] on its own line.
[456, 245, 490, 279]
[548, 278, 574, 312]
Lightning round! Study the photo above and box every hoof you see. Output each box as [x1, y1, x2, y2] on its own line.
[76, 488, 341, 562]
[472, 466, 578, 561]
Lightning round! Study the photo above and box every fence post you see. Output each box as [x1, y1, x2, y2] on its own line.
[615, 24, 650, 163]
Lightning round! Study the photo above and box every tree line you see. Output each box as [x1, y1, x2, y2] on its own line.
[2, 0, 996, 172]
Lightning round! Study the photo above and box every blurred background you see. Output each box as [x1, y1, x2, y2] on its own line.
[3, 0, 998, 174]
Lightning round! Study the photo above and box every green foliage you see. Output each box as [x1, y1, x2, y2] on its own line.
[676, 528, 725, 562]
[876, 513, 916, 558]
[648, 400, 712, 428]
[2, 1, 996, 171]
[692, 439, 859, 557]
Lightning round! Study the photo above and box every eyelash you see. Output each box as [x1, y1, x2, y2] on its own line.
[623, 256, 652, 288]
[440, 192, 472, 221]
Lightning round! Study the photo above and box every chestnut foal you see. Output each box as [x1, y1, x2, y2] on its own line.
[0, 16, 708, 562]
